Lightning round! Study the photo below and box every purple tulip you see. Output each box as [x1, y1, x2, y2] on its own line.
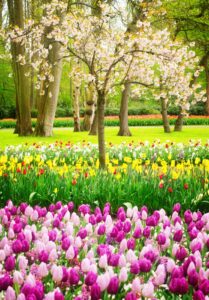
[175, 247, 188, 261]
[96, 214, 103, 223]
[157, 233, 166, 245]
[133, 227, 142, 239]
[12, 239, 22, 253]
[199, 279, 209, 295]
[91, 283, 101, 300]
[184, 210, 192, 224]
[89, 215, 96, 225]
[125, 292, 137, 300]
[69, 268, 80, 285]
[173, 230, 183, 242]
[127, 238, 135, 250]
[33, 281, 44, 300]
[62, 267, 68, 282]
[173, 203, 181, 213]
[5, 256, 15, 272]
[146, 215, 158, 227]
[110, 226, 118, 238]
[107, 276, 119, 294]
[48, 230, 57, 241]
[22, 240, 30, 252]
[169, 277, 189, 294]
[124, 221, 132, 233]
[188, 270, 199, 287]
[67, 201, 74, 212]
[54, 291, 65, 300]
[0, 274, 13, 291]
[130, 261, 140, 274]
[144, 250, 157, 263]
[78, 204, 90, 215]
[98, 224, 106, 235]
[85, 271, 97, 286]
[171, 267, 184, 278]
[196, 220, 204, 230]
[77, 228, 87, 239]
[21, 283, 33, 295]
[139, 258, 152, 273]
[13, 222, 22, 233]
[38, 250, 49, 263]
[193, 290, 205, 300]
[62, 238, 71, 251]
[108, 253, 120, 267]
[143, 227, 151, 238]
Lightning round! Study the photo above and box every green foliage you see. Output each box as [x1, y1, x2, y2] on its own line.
[0, 166, 207, 214]
[2, 116, 209, 129]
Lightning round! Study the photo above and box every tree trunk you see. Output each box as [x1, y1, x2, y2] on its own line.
[89, 110, 98, 135]
[118, 82, 132, 136]
[7, 0, 33, 136]
[73, 85, 80, 132]
[35, 19, 62, 136]
[83, 82, 96, 131]
[35, 40, 63, 136]
[174, 111, 184, 131]
[160, 97, 171, 133]
[0, 0, 3, 28]
[97, 92, 105, 168]
[204, 58, 209, 115]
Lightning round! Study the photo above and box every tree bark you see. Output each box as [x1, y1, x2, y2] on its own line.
[73, 85, 80, 132]
[35, 3, 64, 137]
[204, 57, 209, 115]
[160, 97, 171, 133]
[83, 82, 96, 131]
[7, 0, 33, 136]
[97, 91, 105, 168]
[118, 82, 132, 136]
[0, 0, 3, 28]
[89, 109, 98, 135]
[35, 40, 63, 136]
[174, 111, 184, 131]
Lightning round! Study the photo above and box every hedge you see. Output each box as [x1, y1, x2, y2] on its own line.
[1, 117, 209, 129]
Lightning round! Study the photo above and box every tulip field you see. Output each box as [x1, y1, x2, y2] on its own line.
[0, 141, 209, 299]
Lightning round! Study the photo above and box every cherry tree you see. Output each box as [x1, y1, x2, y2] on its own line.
[65, 5, 194, 167]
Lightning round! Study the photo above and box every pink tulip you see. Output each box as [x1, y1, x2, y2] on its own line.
[0, 249, 5, 261]
[119, 267, 128, 282]
[25, 206, 33, 217]
[18, 256, 28, 270]
[142, 282, 154, 298]
[81, 258, 91, 272]
[118, 254, 126, 268]
[49, 249, 58, 262]
[99, 255, 108, 269]
[5, 286, 16, 300]
[13, 271, 24, 285]
[120, 239, 127, 252]
[66, 246, 75, 260]
[17, 294, 26, 300]
[51, 265, 63, 283]
[132, 278, 141, 293]
[38, 262, 49, 278]
[97, 273, 110, 291]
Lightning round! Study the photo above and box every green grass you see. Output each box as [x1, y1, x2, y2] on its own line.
[1, 126, 209, 148]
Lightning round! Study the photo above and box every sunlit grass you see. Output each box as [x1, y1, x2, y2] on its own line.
[1, 126, 209, 148]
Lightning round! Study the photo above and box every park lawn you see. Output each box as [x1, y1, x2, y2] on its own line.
[0, 126, 209, 148]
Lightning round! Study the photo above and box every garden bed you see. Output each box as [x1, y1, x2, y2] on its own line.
[1, 116, 209, 128]
[1, 141, 209, 212]
[0, 200, 209, 299]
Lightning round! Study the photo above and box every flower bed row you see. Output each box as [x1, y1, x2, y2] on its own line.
[0, 201, 209, 299]
[1, 142, 209, 211]
[1, 116, 209, 128]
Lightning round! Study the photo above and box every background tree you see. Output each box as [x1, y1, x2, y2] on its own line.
[7, 0, 33, 136]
